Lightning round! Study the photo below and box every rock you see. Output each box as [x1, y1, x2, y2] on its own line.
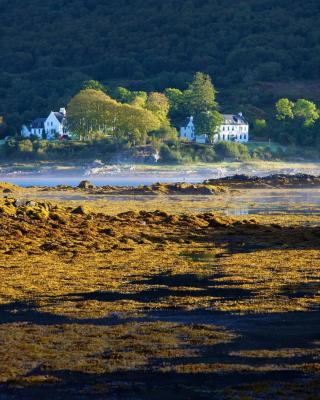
[3, 188, 12, 193]
[208, 216, 231, 228]
[25, 204, 50, 220]
[118, 211, 139, 219]
[78, 180, 95, 190]
[71, 205, 89, 215]
[26, 200, 37, 207]
[15, 199, 29, 207]
[50, 212, 67, 224]
[99, 227, 115, 236]
[40, 242, 59, 251]
[204, 174, 320, 188]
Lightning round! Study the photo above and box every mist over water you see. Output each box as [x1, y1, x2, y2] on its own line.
[2, 162, 320, 216]
[1, 162, 320, 187]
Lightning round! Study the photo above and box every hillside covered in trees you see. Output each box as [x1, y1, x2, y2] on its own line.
[0, 0, 320, 134]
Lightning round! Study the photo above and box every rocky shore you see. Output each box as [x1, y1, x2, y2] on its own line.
[0, 188, 319, 399]
[18, 173, 318, 198]
[204, 173, 320, 188]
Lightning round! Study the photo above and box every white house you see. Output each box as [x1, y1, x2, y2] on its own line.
[21, 108, 70, 140]
[180, 113, 249, 144]
[180, 116, 196, 141]
[215, 113, 249, 143]
[21, 118, 46, 138]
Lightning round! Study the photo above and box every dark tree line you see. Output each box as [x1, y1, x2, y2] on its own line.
[0, 0, 320, 133]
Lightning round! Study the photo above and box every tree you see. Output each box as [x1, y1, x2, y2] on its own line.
[253, 119, 267, 135]
[112, 86, 132, 103]
[112, 87, 147, 105]
[130, 94, 147, 108]
[67, 89, 119, 140]
[187, 72, 217, 115]
[294, 99, 319, 127]
[164, 88, 191, 124]
[194, 111, 223, 143]
[116, 103, 161, 144]
[275, 98, 294, 120]
[0, 116, 7, 139]
[152, 125, 178, 141]
[82, 80, 107, 92]
[145, 92, 170, 125]
[67, 88, 162, 145]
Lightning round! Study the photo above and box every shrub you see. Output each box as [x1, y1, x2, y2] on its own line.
[159, 143, 182, 163]
[214, 142, 250, 160]
[18, 139, 33, 153]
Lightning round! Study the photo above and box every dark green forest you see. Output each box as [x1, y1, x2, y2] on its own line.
[0, 0, 320, 134]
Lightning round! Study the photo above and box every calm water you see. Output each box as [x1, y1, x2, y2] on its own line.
[32, 188, 320, 217]
[0, 175, 201, 187]
[1, 165, 320, 216]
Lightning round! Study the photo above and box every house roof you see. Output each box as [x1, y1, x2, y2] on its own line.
[222, 113, 248, 125]
[181, 116, 195, 128]
[53, 112, 65, 123]
[30, 118, 46, 129]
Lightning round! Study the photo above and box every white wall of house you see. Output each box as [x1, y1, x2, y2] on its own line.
[21, 125, 44, 138]
[21, 125, 31, 138]
[44, 112, 64, 139]
[180, 116, 196, 141]
[31, 128, 44, 138]
[195, 134, 208, 144]
[217, 123, 249, 143]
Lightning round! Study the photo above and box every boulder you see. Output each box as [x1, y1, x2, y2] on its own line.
[78, 180, 95, 190]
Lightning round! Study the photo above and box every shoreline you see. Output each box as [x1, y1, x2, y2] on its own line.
[1, 161, 320, 188]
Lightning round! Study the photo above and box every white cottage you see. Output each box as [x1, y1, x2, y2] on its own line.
[21, 108, 70, 140]
[180, 113, 249, 144]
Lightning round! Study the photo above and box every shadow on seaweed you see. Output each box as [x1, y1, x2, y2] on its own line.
[0, 368, 312, 400]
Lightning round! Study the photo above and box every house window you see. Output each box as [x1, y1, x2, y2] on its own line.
[244, 135, 247, 140]
[240, 135, 242, 140]
[222, 134, 225, 140]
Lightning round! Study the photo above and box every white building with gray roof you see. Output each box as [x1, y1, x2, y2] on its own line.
[215, 113, 249, 143]
[180, 113, 249, 144]
[21, 108, 70, 140]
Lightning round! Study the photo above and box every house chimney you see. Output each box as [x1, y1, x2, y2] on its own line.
[59, 107, 66, 116]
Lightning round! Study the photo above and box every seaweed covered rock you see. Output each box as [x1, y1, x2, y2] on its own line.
[204, 174, 320, 188]
[71, 205, 89, 215]
[25, 203, 50, 220]
[0, 197, 17, 216]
